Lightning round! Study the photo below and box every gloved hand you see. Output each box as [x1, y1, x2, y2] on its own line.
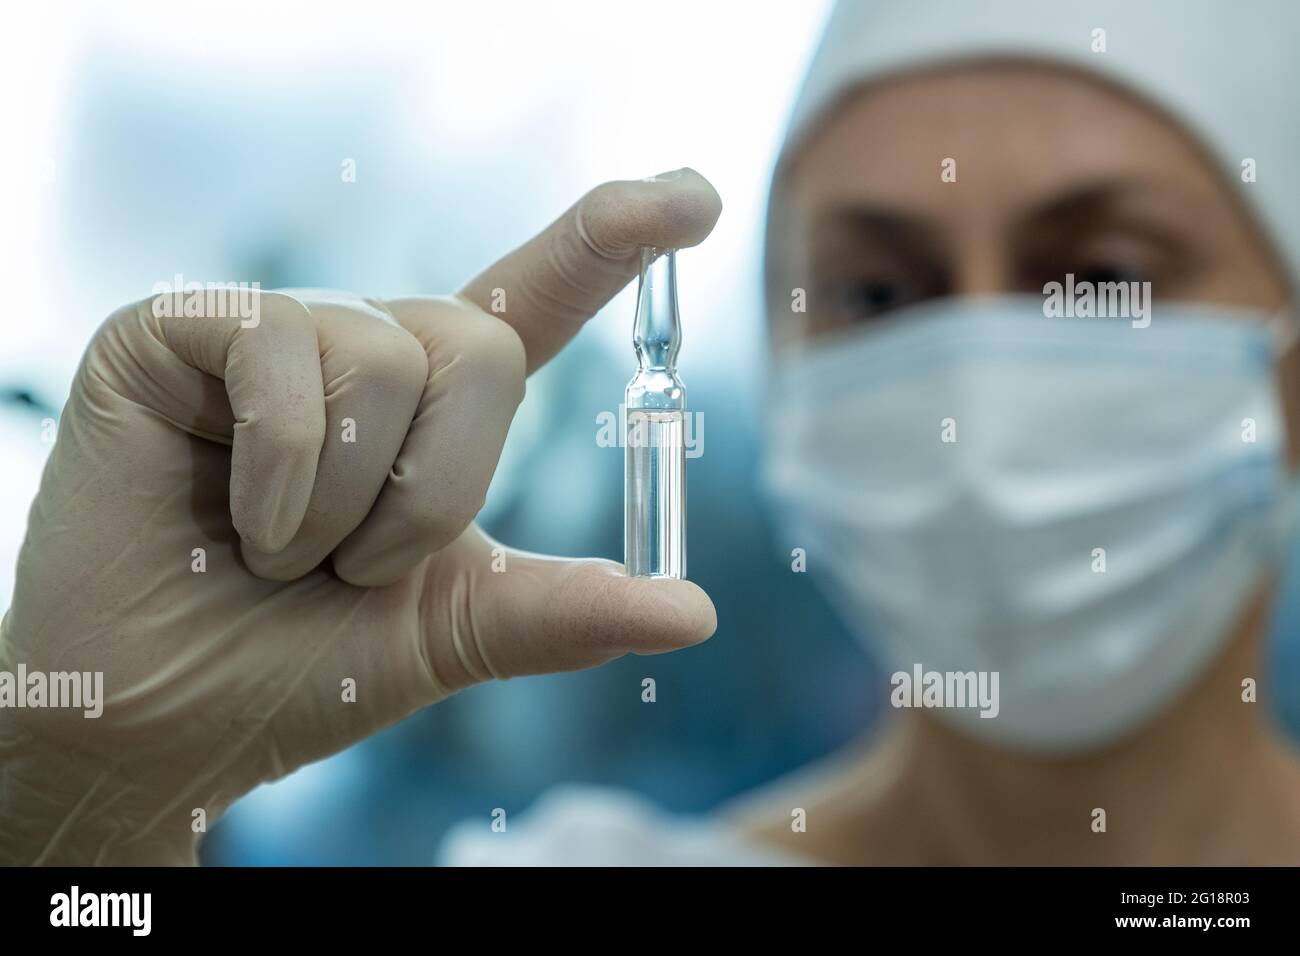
[0, 169, 722, 865]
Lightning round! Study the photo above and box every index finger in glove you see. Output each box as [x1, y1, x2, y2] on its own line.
[458, 167, 721, 373]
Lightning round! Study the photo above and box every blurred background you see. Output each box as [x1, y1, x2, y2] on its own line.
[2, 0, 1298, 865]
[0, 0, 879, 864]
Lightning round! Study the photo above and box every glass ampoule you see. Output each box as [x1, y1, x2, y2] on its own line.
[624, 246, 686, 578]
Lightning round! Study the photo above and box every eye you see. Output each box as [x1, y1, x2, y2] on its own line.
[1070, 260, 1153, 288]
[1020, 231, 1190, 299]
[820, 275, 934, 324]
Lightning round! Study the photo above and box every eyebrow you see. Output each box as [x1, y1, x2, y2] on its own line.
[807, 206, 948, 260]
[1010, 176, 1195, 233]
[808, 177, 1200, 253]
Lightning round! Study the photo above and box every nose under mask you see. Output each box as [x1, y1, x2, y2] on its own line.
[762, 295, 1299, 753]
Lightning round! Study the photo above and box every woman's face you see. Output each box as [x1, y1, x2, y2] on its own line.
[772, 59, 1298, 458]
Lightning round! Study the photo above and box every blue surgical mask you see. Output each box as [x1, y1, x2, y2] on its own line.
[762, 296, 1299, 752]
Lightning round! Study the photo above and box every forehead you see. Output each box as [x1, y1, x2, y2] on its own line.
[786, 60, 1228, 218]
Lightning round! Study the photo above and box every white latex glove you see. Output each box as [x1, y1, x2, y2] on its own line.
[0, 169, 722, 865]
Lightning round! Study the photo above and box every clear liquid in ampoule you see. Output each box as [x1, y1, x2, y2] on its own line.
[625, 408, 686, 578]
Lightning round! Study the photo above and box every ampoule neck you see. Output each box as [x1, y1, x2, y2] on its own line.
[627, 247, 685, 410]
[633, 247, 681, 371]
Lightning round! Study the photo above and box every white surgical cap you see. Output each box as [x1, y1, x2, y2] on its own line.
[779, 0, 1300, 290]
